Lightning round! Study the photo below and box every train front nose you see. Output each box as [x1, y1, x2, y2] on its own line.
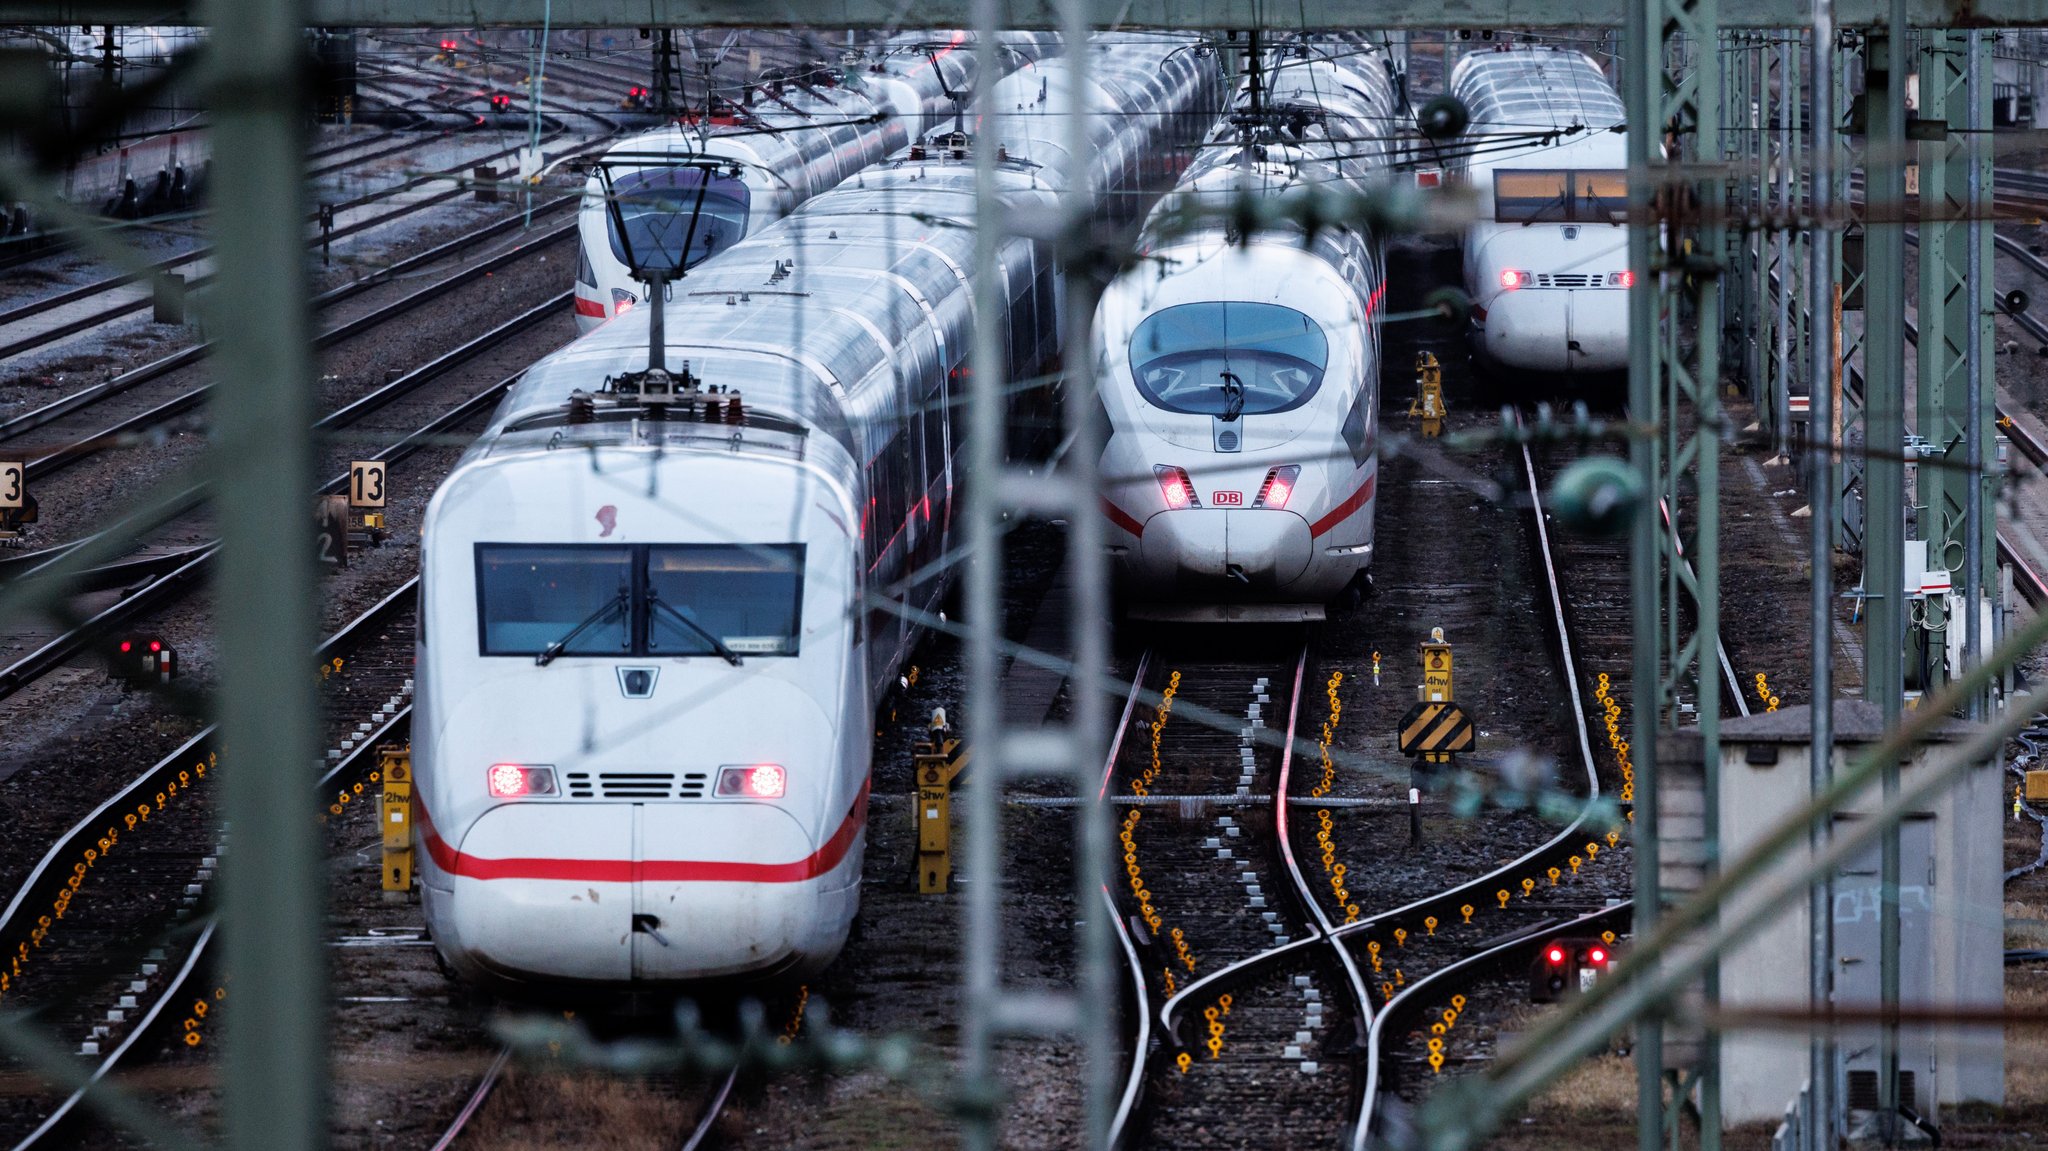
[1484, 290, 1628, 373]
[443, 799, 850, 987]
[1139, 509, 1313, 593]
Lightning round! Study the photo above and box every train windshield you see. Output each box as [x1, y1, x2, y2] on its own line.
[1129, 302, 1329, 417]
[476, 545, 633, 657]
[646, 545, 805, 657]
[1493, 168, 1628, 223]
[607, 166, 752, 274]
[475, 543, 803, 658]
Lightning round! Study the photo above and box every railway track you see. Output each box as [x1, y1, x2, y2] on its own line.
[0, 574, 416, 1146]
[0, 134, 583, 367]
[1103, 636, 1372, 1148]
[0, 343, 528, 702]
[1099, 383, 1756, 1143]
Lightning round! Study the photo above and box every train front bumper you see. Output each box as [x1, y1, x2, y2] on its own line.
[426, 799, 856, 990]
[1131, 508, 1314, 596]
[1481, 290, 1628, 374]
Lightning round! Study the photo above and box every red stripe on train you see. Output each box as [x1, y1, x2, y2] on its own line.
[1309, 473, 1377, 539]
[416, 777, 870, 884]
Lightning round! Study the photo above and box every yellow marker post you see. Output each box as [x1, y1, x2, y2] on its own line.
[1460, 903, 1475, 924]
[1495, 889, 1510, 910]
[1408, 351, 1448, 437]
[378, 744, 413, 898]
[914, 712, 969, 893]
[1419, 627, 1454, 703]
[1424, 916, 1438, 936]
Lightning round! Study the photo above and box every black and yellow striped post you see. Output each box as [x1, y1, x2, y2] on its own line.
[1399, 628, 1476, 845]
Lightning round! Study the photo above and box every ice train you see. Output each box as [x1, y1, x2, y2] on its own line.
[415, 36, 1223, 994]
[571, 31, 1055, 332]
[1097, 38, 1398, 620]
[1450, 44, 1632, 376]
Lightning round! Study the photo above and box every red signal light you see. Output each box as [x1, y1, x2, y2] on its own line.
[1547, 946, 1567, 965]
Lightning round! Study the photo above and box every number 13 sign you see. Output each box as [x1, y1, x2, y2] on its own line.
[349, 461, 386, 509]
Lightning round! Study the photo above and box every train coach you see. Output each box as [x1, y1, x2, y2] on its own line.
[1449, 44, 1632, 377]
[1097, 38, 1398, 621]
[414, 35, 1224, 995]
[571, 31, 1053, 332]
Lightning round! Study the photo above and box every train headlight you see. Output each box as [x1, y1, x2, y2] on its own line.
[717, 764, 787, 799]
[1499, 269, 1533, 291]
[487, 764, 558, 799]
[1154, 464, 1200, 510]
[1254, 465, 1300, 510]
[611, 289, 638, 315]
[1607, 270, 1634, 288]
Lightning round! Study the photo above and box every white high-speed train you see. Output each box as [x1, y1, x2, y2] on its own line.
[415, 36, 1223, 994]
[1098, 39, 1397, 620]
[1450, 45, 1631, 376]
[571, 31, 1055, 332]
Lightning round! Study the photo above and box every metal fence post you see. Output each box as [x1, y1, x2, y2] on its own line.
[198, 0, 327, 1146]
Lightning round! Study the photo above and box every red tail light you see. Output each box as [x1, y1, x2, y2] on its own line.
[717, 764, 787, 799]
[1608, 270, 1634, 288]
[1589, 947, 1608, 964]
[1499, 269, 1533, 291]
[1154, 464, 1199, 510]
[119, 641, 132, 653]
[1547, 946, 1567, 965]
[149, 640, 162, 652]
[487, 764, 557, 799]
[1254, 465, 1300, 510]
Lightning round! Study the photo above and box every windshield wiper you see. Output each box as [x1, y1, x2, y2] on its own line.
[1218, 370, 1246, 422]
[647, 591, 744, 666]
[534, 589, 630, 667]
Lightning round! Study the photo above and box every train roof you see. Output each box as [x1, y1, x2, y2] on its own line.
[1141, 40, 1398, 240]
[477, 35, 1210, 472]
[1449, 45, 1625, 131]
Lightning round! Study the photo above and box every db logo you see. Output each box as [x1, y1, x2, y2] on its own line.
[1213, 490, 1244, 506]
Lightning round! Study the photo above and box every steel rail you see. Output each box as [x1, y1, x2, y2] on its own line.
[4, 921, 218, 1151]
[1361, 902, 1632, 1104]
[9, 707, 413, 1150]
[425, 1045, 513, 1151]
[1111, 641, 1375, 1148]
[1101, 648, 1154, 1149]
[23, 283, 563, 482]
[0, 210, 573, 456]
[1345, 435, 1611, 1141]
[679, 1067, 741, 1151]
[0, 132, 576, 342]
[0, 576, 417, 965]
[0, 358, 522, 701]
